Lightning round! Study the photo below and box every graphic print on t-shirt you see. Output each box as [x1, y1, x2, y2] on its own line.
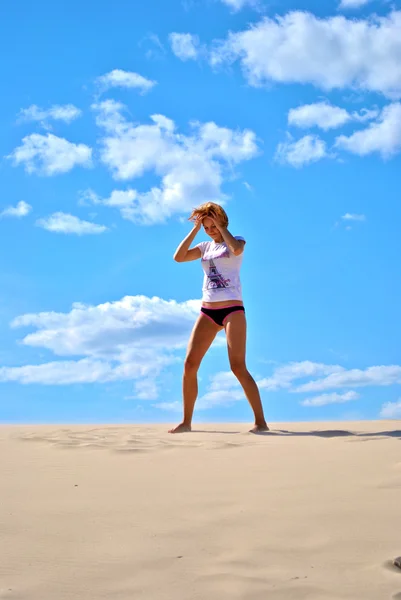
[206, 259, 231, 289]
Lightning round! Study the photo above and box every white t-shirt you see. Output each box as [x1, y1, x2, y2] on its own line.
[195, 236, 245, 302]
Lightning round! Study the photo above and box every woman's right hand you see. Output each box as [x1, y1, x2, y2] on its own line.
[193, 216, 202, 232]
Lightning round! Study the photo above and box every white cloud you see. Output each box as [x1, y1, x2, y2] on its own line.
[288, 102, 351, 130]
[1, 295, 201, 388]
[301, 390, 360, 407]
[96, 69, 156, 94]
[154, 401, 182, 412]
[208, 370, 239, 390]
[81, 189, 139, 222]
[220, 0, 259, 11]
[89, 100, 258, 223]
[341, 213, 366, 222]
[339, 0, 372, 9]
[155, 360, 401, 411]
[10, 295, 201, 356]
[379, 399, 401, 419]
[288, 102, 380, 130]
[335, 103, 401, 158]
[258, 361, 344, 391]
[36, 212, 108, 235]
[7, 133, 92, 175]
[158, 361, 358, 412]
[209, 11, 401, 98]
[354, 108, 380, 122]
[133, 379, 159, 400]
[18, 104, 82, 125]
[156, 370, 244, 412]
[169, 33, 200, 60]
[0, 358, 125, 385]
[197, 371, 244, 410]
[295, 365, 401, 393]
[197, 388, 244, 409]
[142, 33, 166, 61]
[275, 134, 327, 167]
[0, 201, 32, 219]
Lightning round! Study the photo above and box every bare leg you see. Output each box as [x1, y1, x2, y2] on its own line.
[169, 314, 221, 433]
[224, 311, 269, 433]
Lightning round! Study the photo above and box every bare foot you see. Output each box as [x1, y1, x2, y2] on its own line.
[249, 423, 270, 434]
[168, 423, 192, 434]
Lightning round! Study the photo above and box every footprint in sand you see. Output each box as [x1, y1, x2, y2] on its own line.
[114, 447, 151, 453]
[383, 558, 401, 574]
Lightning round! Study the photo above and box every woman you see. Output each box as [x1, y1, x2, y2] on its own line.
[169, 202, 268, 434]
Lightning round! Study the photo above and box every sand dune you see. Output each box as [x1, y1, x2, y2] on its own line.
[1, 421, 401, 599]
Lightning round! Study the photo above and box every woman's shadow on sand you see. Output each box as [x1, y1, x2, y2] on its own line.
[251, 428, 401, 440]
[192, 428, 401, 439]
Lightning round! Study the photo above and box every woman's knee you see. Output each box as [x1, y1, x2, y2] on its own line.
[184, 354, 201, 373]
[230, 360, 248, 378]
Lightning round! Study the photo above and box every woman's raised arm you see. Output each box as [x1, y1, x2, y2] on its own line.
[173, 219, 202, 262]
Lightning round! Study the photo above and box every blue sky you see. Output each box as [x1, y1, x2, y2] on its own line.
[1, 0, 401, 424]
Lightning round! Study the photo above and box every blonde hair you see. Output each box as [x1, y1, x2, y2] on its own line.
[188, 202, 229, 227]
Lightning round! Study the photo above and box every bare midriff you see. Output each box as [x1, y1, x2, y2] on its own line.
[201, 299, 244, 309]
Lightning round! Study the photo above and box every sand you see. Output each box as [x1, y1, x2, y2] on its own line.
[1, 420, 401, 599]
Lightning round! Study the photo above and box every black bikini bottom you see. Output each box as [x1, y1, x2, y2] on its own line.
[200, 305, 245, 327]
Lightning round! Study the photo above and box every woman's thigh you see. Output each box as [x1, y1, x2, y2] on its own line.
[185, 313, 222, 366]
[224, 310, 247, 367]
